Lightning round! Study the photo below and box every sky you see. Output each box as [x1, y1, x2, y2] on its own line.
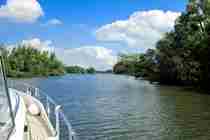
[0, 0, 188, 70]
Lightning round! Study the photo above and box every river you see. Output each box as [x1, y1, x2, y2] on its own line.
[12, 74, 210, 140]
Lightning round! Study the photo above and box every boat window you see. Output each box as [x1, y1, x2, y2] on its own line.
[0, 56, 14, 140]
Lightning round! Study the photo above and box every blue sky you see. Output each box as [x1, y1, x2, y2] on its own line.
[41, 0, 187, 25]
[0, 0, 188, 70]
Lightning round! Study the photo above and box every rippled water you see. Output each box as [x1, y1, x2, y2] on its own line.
[13, 74, 210, 140]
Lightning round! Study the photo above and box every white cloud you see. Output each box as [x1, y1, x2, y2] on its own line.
[6, 38, 55, 58]
[42, 18, 63, 26]
[0, 0, 44, 22]
[7, 39, 117, 71]
[96, 10, 180, 50]
[21, 38, 54, 52]
[56, 46, 117, 71]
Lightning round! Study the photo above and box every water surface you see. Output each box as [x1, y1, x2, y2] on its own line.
[13, 74, 210, 140]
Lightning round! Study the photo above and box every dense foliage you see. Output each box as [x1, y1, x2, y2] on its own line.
[0, 46, 65, 77]
[114, 0, 210, 91]
[86, 67, 96, 74]
[65, 66, 96, 74]
[65, 66, 86, 74]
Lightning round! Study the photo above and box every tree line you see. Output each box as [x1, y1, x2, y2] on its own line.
[0, 45, 65, 77]
[113, 0, 210, 91]
[65, 66, 96, 74]
[0, 44, 96, 77]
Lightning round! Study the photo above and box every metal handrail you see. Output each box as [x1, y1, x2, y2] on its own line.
[8, 81, 77, 140]
[0, 56, 15, 140]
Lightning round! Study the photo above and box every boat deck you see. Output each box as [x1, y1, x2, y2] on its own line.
[23, 95, 56, 140]
[26, 113, 52, 140]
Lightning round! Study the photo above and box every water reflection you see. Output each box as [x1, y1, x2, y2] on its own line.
[11, 74, 210, 140]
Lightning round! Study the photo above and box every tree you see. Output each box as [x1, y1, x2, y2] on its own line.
[65, 66, 86, 74]
[1, 45, 65, 77]
[113, 0, 210, 91]
[86, 67, 96, 74]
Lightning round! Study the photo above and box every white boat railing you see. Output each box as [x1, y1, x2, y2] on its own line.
[8, 81, 77, 140]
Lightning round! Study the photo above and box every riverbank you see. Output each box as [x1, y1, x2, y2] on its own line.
[138, 75, 208, 94]
[113, 2, 210, 91]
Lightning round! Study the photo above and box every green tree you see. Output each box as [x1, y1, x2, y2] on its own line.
[1, 45, 65, 78]
[113, 0, 210, 91]
[86, 67, 96, 74]
[65, 66, 86, 74]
